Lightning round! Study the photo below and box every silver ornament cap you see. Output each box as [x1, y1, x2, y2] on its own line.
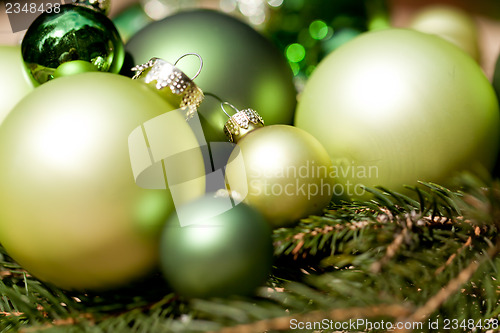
[131, 56, 204, 112]
[224, 108, 264, 143]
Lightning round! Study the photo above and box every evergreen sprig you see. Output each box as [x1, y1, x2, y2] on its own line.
[1, 173, 499, 333]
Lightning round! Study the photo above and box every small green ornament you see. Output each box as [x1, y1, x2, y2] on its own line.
[112, 3, 152, 42]
[71, 0, 111, 16]
[408, 5, 480, 61]
[223, 108, 335, 228]
[53, 60, 99, 78]
[21, 4, 124, 85]
[160, 195, 273, 298]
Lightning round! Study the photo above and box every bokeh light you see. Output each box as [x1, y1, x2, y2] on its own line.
[309, 20, 329, 40]
[286, 43, 306, 62]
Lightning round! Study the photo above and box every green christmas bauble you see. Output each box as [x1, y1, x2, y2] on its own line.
[409, 5, 479, 61]
[492, 53, 500, 177]
[21, 4, 124, 84]
[225, 125, 335, 228]
[160, 195, 273, 298]
[295, 29, 499, 199]
[72, 0, 111, 15]
[0, 45, 33, 125]
[0, 72, 205, 291]
[125, 9, 296, 142]
[493, 51, 500, 101]
[112, 3, 152, 42]
[53, 60, 99, 78]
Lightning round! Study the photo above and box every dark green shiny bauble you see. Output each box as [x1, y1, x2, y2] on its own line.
[21, 4, 124, 84]
[125, 10, 296, 142]
[160, 196, 273, 298]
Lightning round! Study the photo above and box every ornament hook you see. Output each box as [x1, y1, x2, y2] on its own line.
[174, 53, 203, 80]
[203, 93, 241, 118]
[203, 93, 264, 142]
[221, 102, 240, 118]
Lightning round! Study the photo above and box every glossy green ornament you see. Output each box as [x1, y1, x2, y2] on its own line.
[0, 72, 205, 291]
[295, 29, 500, 199]
[125, 10, 296, 142]
[225, 122, 335, 228]
[21, 4, 124, 84]
[0, 45, 33, 125]
[160, 195, 273, 298]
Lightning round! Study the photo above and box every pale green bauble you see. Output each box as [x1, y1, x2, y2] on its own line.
[295, 29, 500, 200]
[409, 5, 479, 61]
[52, 60, 99, 78]
[125, 10, 296, 142]
[160, 195, 273, 298]
[0, 72, 205, 291]
[225, 125, 335, 228]
[0, 45, 33, 125]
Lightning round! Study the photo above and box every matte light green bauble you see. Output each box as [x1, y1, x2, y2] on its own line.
[0, 72, 205, 291]
[225, 125, 335, 228]
[125, 10, 296, 142]
[409, 5, 479, 61]
[53, 60, 99, 78]
[21, 4, 124, 84]
[295, 29, 500, 200]
[0, 45, 33, 125]
[160, 195, 273, 298]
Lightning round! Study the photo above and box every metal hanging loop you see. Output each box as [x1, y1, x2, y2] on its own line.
[174, 53, 203, 80]
[220, 101, 240, 118]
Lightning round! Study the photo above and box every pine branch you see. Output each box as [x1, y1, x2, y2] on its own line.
[1, 172, 499, 332]
[369, 213, 412, 274]
[434, 236, 473, 275]
[395, 237, 500, 333]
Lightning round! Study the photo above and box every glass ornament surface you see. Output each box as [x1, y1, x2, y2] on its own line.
[0, 72, 205, 291]
[125, 10, 296, 142]
[21, 4, 124, 84]
[160, 195, 273, 298]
